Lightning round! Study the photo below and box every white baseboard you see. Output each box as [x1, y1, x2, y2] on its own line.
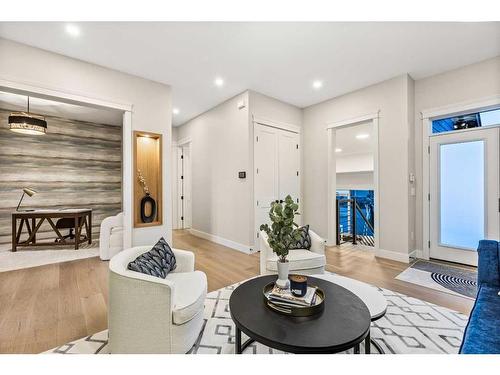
[409, 249, 423, 259]
[374, 248, 410, 263]
[188, 229, 253, 254]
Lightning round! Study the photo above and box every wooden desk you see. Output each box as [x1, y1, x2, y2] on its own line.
[11, 209, 92, 252]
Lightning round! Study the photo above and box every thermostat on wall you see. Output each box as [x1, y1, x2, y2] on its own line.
[238, 171, 246, 179]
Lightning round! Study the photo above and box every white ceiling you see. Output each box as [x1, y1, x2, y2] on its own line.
[0, 91, 123, 125]
[0, 22, 499, 126]
[335, 121, 374, 155]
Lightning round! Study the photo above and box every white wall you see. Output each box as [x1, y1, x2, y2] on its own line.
[303, 75, 414, 261]
[406, 73, 416, 253]
[174, 90, 302, 251]
[249, 90, 303, 125]
[414, 56, 500, 253]
[336, 152, 374, 191]
[0, 38, 173, 246]
[336, 172, 374, 191]
[336, 153, 374, 173]
[175, 92, 252, 249]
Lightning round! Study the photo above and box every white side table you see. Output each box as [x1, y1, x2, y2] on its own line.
[313, 273, 388, 354]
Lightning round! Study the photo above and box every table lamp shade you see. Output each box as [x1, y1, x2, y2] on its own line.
[22, 187, 37, 197]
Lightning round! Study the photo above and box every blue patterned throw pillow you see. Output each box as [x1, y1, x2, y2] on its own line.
[289, 225, 312, 250]
[127, 237, 177, 278]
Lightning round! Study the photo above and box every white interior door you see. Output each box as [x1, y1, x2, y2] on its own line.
[278, 129, 301, 216]
[176, 146, 184, 229]
[430, 127, 499, 266]
[183, 145, 192, 228]
[177, 144, 192, 229]
[254, 123, 300, 250]
[255, 125, 278, 250]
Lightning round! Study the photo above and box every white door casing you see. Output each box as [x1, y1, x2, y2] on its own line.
[254, 122, 300, 250]
[429, 127, 499, 266]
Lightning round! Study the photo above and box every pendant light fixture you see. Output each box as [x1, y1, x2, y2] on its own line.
[9, 96, 47, 135]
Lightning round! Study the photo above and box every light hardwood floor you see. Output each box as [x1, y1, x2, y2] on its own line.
[0, 229, 474, 354]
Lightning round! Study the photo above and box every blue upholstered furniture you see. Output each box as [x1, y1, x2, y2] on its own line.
[459, 240, 500, 354]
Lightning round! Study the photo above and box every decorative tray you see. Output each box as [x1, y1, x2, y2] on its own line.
[262, 281, 325, 317]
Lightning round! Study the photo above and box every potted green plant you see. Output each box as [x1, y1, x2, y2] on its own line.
[260, 195, 301, 288]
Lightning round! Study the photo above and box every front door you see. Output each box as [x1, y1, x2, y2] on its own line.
[430, 127, 499, 266]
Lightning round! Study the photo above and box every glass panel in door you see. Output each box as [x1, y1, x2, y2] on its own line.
[439, 141, 485, 250]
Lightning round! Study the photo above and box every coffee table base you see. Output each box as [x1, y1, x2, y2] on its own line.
[370, 336, 385, 354]
[235, 326, 366, 354]
[236, 326, 383, 354]
[235, 327, 255, 354]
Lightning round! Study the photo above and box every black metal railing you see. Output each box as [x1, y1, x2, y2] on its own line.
[336, 197, 374, 247]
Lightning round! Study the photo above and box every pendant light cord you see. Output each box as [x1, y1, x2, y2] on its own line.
[27, 96, 30, 113]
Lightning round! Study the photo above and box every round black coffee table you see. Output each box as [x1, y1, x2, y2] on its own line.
[229, 275, 371, 354]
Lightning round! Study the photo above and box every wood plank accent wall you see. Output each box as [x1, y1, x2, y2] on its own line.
[0, 108, 122, 251]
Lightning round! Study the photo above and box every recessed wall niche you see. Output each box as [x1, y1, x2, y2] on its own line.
[134, 131, 162, 227]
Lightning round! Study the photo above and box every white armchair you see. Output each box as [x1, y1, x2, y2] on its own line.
[260, 229, 326, 276]
[108, 246, 207, 354]
[99, 212, 124, 260]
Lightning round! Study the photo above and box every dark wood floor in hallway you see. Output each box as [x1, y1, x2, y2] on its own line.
[0, 229, 474, 353]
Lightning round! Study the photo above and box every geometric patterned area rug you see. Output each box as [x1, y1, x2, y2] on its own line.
[46, 274, 469, 354]
[396, 260, 478, 300]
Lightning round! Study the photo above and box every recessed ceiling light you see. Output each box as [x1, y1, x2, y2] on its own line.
[356, 133, 370, 140]
[65, 24, 81, 37]
[173, 108, 180, 115]
[214, 77, 224, 87]
[335, 148, 342, 153]
[312, 80, 323, 90]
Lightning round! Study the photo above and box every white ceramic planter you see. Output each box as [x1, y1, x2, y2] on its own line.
[276, 260, 290, 288]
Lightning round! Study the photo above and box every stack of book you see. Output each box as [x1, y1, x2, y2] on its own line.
[266, 284, 318, 309]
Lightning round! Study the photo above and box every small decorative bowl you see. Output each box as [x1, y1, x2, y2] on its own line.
[289, 274, 308, 297]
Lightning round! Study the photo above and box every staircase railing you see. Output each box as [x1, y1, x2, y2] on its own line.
[336, 197, 374, 246]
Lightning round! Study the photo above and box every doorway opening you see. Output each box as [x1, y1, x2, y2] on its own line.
[0, 87, 131, 259]
[334, 121, 375, 248]
[327, 114, 379, 250]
